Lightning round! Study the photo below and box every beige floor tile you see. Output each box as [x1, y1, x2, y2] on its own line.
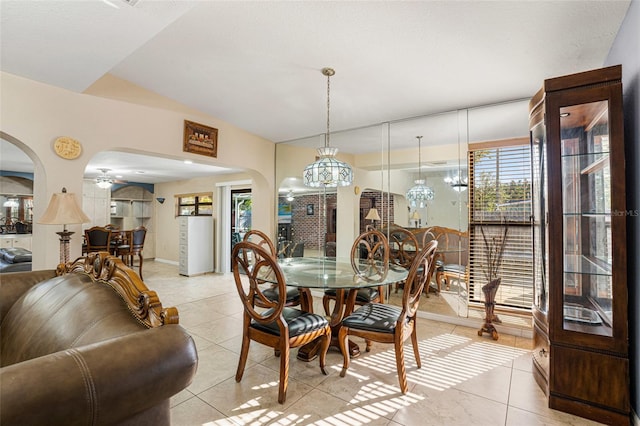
[170, 395, 229, 426]
[187, 344, 249, 395]
[508, 368, 552, 416]
[390, 386, 508, 426]
[197, 363, 314, 419]
[188, 314, 244, 344]
[282, 388, 399, 425]
[137, 261, 595, 426]
[506, 405, 605, 425]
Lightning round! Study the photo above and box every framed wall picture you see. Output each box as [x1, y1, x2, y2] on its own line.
[306, 204, 314, 215]
[183, 120, 218, 157]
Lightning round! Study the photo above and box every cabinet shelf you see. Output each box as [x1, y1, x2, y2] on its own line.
[580, 154, 609, 175]
[563, 254, 612, 276]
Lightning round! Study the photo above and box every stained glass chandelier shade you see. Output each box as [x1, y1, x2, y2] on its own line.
[303, 146, 353, 188]
[407, 179, 435, 208]
[406, 136, 435, 208]
[303, 68, 353, 188]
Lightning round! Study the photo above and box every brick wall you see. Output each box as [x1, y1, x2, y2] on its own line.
[284, 191, 396, 250]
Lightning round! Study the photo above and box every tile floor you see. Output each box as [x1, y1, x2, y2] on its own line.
[140, 260, 601, 425]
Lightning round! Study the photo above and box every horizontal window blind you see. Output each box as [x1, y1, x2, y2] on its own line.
[468, 143, 533, 310]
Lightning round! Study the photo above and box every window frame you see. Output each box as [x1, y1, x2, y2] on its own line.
[175, 192, 213, 217]
[468, 137, 534, 313]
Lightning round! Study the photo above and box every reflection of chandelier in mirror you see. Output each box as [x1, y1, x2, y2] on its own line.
[444, 174, 469, 191]
[303, 67, 353, 188]
[406, 136, 435, 208]
[95, 168, 114, 189]
[3, 198, 19, 208]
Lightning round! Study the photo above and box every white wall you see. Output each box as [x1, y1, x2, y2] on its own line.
[1, 72, 275, 270]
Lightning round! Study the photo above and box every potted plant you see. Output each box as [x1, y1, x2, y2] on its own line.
[478, 223, 509, 340]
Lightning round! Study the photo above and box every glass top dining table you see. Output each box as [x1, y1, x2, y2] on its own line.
[273, 256, 409, 361]
[276, 256, 409, 290]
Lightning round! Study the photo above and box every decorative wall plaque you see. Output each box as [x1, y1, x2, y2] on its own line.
[183, 120, 218, 158]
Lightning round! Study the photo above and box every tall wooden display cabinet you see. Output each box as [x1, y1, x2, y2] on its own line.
[529, 65, 629, 425]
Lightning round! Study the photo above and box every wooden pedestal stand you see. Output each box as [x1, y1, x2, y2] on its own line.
[478, 278, 501, 340]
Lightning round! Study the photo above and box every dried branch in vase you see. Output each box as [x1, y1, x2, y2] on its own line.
[480, 223, 509, 282]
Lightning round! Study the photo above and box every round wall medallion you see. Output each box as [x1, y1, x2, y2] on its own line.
[354, 185, 361, 195]
[53, 136, 82, 160]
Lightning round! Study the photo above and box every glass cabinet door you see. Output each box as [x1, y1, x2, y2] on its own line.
[560, 100, 612, 337]
[531, 121, 548, 316]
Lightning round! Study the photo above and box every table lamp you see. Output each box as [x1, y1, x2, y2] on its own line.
[410, 210, 421, 228]
[39, 188, 91, 265]
[365, 207, 381, 228]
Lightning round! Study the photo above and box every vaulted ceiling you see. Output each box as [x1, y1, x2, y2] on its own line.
[0, 0, 631, 182]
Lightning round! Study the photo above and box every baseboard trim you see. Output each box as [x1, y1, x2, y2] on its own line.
[154, 258, 179, 266]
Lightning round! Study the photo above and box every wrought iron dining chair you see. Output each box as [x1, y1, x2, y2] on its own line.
[322, 228, 389, 315]
[243, 230, 313, 312]
[232, 241, 331, 404]
[338, 240, 438, 393]
[83, 226, 112, 255]
[117, 226, 147, 280]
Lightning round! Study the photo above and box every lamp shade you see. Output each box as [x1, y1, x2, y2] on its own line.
[410, 211, 421, 220]
[365, 208, 381, 221]
[39, 190, 90, 225]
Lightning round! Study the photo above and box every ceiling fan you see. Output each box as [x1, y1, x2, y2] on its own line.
[95, 168, 128, 189]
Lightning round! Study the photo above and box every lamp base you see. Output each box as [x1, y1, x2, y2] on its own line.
[55, 230, 75, 265]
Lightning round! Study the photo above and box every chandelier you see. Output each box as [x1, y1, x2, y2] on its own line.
[444, 174, 468, 191]
[95, 168, 114, 189]
[406, 136, 434, 208]
[303, 68, 353, 188]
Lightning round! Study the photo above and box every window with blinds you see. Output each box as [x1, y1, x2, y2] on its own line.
[468, 141, 533, 311]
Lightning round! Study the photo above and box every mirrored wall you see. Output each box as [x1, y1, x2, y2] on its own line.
[275, 100, 529, 321]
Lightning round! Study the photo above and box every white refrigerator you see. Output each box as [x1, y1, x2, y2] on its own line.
[178, 216, 214, 276]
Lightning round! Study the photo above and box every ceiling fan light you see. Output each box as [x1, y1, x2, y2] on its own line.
[96, 177, 113, 189]
[95, 168, 114, 188]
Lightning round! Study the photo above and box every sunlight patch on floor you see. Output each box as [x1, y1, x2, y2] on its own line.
[209, 381, 425, 425]
[347, 334, 528, 392]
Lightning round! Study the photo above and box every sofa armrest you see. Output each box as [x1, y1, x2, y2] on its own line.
[0, 269, 56, 321]
[1, 325, 198, 426]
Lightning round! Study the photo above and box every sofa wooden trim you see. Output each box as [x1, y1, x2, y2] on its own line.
[61, 251, 179, 327]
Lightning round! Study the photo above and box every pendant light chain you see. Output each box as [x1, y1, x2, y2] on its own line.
[417, 136, 423, 181]
[323, 67, 335, 148]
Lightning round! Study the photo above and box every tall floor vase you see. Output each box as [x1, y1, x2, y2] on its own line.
[478, 278, 501, 340]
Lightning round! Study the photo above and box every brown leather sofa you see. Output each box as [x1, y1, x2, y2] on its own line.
[0, 252, 198, 426]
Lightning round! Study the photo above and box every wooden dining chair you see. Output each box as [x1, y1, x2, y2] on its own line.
[232, 241, 331, 404]
[117, 226, 147, 280]
[338, 240, 438, 393]
[243, 230, 313, 312]
[389, 227, 419, 294]
[84, 226, 112, 254]
[322, 228, 389, 315]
